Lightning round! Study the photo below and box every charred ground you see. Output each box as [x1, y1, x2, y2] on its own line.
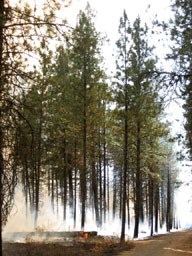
[3, 236, 133, 256]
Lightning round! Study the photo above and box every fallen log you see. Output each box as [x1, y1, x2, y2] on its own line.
[3, 231, 97, 240]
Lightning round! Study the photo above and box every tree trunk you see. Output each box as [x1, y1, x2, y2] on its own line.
[113, 171, 117, 219]
[120, 164, 127, 242]
[107, 165, 110, 217]
[0, 1, 4, 254]
[51, 171, 55, 211]
[68, 158, 73, 209]
[48, 169, 51, 196]
[154, 184, 159, 233]
[81, 63, 87, 229]
[133, 121, 141, 239]
[73, 141, 77, 228]
[166, 168, 171, 232]
[24, 159, 32, 207]
[149, 178, 154, 236]
[120, 95, 128, 242]
[91, 147, 99, 226]
[103, 131, 107, 223]
[127, 182, 130, 229]
[34, 98, 43, 226]
[99, 143, 103, 225]
[55, 172, 59, 217]
[63, 139, 68, 220]
[119, 168, 123, 219]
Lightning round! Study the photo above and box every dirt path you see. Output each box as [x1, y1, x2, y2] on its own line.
[117, 230, 192, 256]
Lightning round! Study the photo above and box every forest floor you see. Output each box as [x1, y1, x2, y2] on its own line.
[3, 229, 192, 256]
[3, 235, 133, 256]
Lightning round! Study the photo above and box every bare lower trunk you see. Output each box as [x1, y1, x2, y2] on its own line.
[166, 168, 171, 232]
[154, 185, 159, 233]
[120, 112, 128, 242]
[81, 67, 87, 229]
[91, 153, 99, 226]
[149, 179, 154, 236]
[0, 123, 3, 256]
[133, 122, 141, 239]
[0, 1, 4, 255]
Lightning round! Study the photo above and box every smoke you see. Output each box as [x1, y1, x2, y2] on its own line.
[4, 186, 78, 233]
[3, 186, 99, 242]
[2, 186, 125, 241]
[3, 181, 192, 243]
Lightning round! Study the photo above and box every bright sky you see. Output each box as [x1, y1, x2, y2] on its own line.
[65, 0, 172, 29]
[64, 0, 172, 47]
[63, 0, 174, 81]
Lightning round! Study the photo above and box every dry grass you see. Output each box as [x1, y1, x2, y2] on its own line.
[3, 236, 133, 256]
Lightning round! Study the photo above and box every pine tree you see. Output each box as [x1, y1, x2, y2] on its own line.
[114, 10, 131, 242]
[114, 12, 168, 239]
[169, 0, 192, 159]
[68, 5, 108, 229]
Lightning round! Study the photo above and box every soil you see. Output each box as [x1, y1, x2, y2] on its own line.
[3, 236, 133, 256]
[117, 229, 192, 256]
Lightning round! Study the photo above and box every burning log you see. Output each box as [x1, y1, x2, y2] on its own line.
[79, 231, 97, 238]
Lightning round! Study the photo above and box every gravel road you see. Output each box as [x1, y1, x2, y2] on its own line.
[117, 230, 192, 256]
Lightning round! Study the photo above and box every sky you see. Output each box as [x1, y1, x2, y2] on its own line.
[63, 0, 173, 73]
[64, 0, 172, 30]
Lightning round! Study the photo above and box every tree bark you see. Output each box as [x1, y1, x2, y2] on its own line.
[91, 147, 99, 226]
[113, 171, 117, 219]
[0, 1, 4, 255]
[133, 121, 141, 239]
[81, 60, 87, 229]
[34, 101, 43, 226]
[103, 129, 107, 223]
[120, 87, 129, 242]
[154, 184, 159, 233]
[99, 141, 103, 225]
[73, 141, 77, 228]
[166, 168, 171, 232]
[149, 178, 154, 236]
[62, 138, 68, 220]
